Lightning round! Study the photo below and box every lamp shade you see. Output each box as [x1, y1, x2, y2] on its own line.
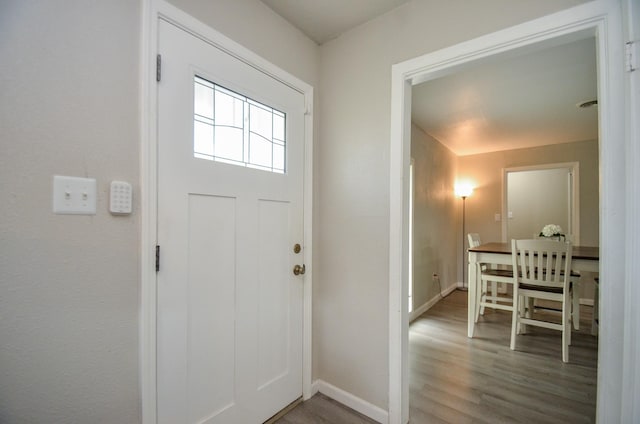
[454, 182, 474, 198]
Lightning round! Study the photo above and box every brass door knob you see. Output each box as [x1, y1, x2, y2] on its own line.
[293, 264, 306, 276]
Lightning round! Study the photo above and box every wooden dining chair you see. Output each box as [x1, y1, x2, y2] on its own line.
[468, 233, 514, 323]
[510, 239, 574, 362]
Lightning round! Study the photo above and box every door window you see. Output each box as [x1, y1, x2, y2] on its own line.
[193, 76, 286, 173]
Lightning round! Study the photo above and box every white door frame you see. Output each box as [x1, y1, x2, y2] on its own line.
[140, 1, 314, 423]
[502, 162, 580, 245]
[389, 1, 629, 423]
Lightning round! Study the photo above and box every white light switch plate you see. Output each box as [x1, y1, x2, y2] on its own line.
[53, 176, 97, 215]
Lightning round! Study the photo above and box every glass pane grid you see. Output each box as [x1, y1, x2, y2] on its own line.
[193, 76, 286, 174]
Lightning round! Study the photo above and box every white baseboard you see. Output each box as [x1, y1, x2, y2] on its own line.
[409, 283, 458, 322]
[311, 380, 388, 423]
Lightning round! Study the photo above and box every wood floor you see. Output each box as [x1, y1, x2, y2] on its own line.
[277, 289, 598, 423]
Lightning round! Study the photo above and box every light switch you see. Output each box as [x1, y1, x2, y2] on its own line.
[53, 176, 97, 215]
[494, 213, 501, 222]
[508, 211, 514, 219]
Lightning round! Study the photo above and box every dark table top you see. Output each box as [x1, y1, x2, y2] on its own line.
[469, 242, 599, 261]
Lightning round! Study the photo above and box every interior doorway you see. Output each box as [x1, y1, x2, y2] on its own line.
[389, 4, 626, 424]
[504, 163, 579, 244]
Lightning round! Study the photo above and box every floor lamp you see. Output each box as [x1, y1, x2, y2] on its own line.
[455, 183, 473, 290]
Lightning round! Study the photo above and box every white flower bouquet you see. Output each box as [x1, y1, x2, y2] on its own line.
[540, 224, 564, 238]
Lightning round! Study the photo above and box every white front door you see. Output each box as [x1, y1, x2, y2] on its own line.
[156, 19, 305, 424]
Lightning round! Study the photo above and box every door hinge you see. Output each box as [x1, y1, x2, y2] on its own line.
[626, 41, 637, 72]
[155, 245, 160, 272]
[156, 54, 162, 82]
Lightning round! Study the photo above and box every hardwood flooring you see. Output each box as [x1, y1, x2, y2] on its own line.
[277, 290, 598, 423]
[273, 393, 377, 423]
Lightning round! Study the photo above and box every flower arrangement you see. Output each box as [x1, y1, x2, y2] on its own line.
[540, 224, 564, 238]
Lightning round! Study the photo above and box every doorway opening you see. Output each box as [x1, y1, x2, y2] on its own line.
[389, 4, 625, 424]
[503, 163, 580, 244]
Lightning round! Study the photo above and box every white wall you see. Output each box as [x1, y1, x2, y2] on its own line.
[0, 2, 141, 422]
[316, 0, 593, 410]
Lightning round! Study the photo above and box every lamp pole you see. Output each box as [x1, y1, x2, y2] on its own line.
[461, 195, 467, 291]
[455, 182, 473, 291]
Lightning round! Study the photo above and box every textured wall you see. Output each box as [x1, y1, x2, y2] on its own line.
[411, 125, 458, 310]
[0, 1, 141, 422]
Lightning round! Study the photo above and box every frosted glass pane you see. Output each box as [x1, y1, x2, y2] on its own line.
[194, 83, 213, 119]
[194, 76, 286, 173]
[214, 126, 243, 162]
[194, 121, 214, 157]
[215, 90, 244, 128]
[273, 113, 285, 141]
[250, 105, 272, 140]
[249, 134, 272, 168]
[273, 144, 284, 171]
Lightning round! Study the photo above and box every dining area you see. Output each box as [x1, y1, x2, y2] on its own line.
[467, 235, 599, 363]
[407, 137, 605, 420]
[408, 231, 600, 422]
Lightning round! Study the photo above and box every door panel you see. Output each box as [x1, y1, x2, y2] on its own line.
[187, 194, 237, 423]
[157, 18, 304, 424]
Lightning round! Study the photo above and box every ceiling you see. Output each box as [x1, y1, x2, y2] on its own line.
[261, 1, 598, 156]
[412, 37, 597, 156]
[261, 0, 411, 44]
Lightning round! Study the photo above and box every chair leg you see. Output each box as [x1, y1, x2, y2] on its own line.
[491, 281, 497, 305]
[562, 294, 570, 363]
[572, 280, 580, 330]
[479, 280, 487, 315]
[510, 294, 519, 351]
[517, 295, 527, 334]
[520, 296, 533, 334]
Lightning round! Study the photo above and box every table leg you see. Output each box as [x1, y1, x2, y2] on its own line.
[468, 252, 478, 337]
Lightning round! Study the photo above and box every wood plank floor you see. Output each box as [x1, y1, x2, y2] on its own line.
[277, 290, 598, 423]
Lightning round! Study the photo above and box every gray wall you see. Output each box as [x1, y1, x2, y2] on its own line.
[0, 2, 141, 422]
[411, 124, 458, 310]
[507, 168, 570, 240]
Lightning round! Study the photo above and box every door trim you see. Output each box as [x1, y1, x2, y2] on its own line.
[390, 1, 626, 423]
[502, 162, 580, 245]
[140, 2, 314, 423]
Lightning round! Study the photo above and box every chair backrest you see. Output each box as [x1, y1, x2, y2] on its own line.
[511, 239, 573, 289]
[468, 233, 481, 248]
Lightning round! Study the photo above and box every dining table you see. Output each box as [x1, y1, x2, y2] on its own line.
[467, 242, 599, 338]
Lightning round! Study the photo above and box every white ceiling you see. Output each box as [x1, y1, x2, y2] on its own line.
[261, 1, 598, 156]
[261, 0, 411, 44]
[412, 37, 598, 156]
